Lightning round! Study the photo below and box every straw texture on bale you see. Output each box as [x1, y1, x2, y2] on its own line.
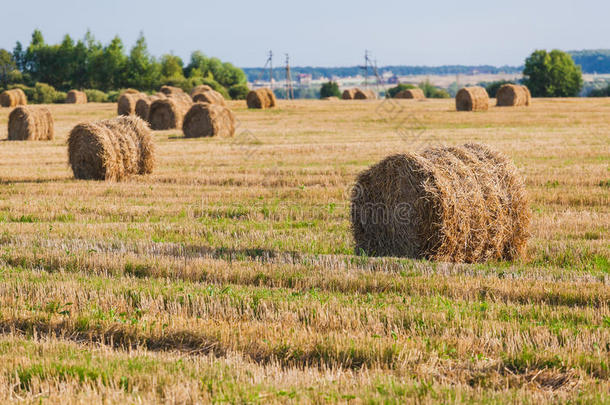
[68, 115, 155, 181]
[455, 87, 489, 111]
[496, 84, 531, 107]
[246, 88, 275, 109]
[118, 92, 147, 116]
[395, 88, 425, 99]
[354, 88, 377, 100]
[8, 106, 54, 141]
[190, 85, 213, 97]
[66, 90, 87, 104]
[183, 102, 236, 138]
[0, 89, 27, 107]
[192, 89, 227, 106]
[135, 93, 165, 121]
[342, 89, 356, 100]
[148, 96, 192, 130]
[122, 88, 141, 95]
[351, 143, 530, 263]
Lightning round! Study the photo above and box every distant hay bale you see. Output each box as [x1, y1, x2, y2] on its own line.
[8, 106, 54, 141]
[496, 84, 531, 107]
[190, 85, 213, 97]
[148, 96, 192, 130]
[66, 90, 87, 104]
[135, 93, 165, 122]
[395, 88, 425, 99]
[321, 96, 339, 100]
[122, 88, 141, 95]
[455, 87, 489, 111]
[522, 85, 532, 106]
[192, 89, 227, 106]
[351, 143, 530, 263]
[0, 89, 27, 107]
[246, 88, 275, 109]
[342, 89, 356, 100]
[354, 88, 377, 100]
[68, 115, 155, 181]
[118, 92, 147, 116]
[183, 102, 236, 138]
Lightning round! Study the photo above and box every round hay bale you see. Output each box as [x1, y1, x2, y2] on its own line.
[455, 87, 489, 111]
[118, 93, 146, 116]
[354, 88, 377, 100]
[183, 102, 236, 138]
[351, 143, 530, 262]
[68, 115, 155, 180]
[148, 96, 191, 130]
[395, 88, 425, 99]
[190, 85, 213, 97]
[66, 90, 87, 104]
[246, 88, 274, 109]
[135, 93, 165, 122]
[8, 106, 54, 141]
[342, 89, 356, 100]
[192, 89, 227, 106]
[496, 84, 530, 107]
[122, 88, 141, 95]
[0, 89, 27, 107]
[522, 85, 532, 106]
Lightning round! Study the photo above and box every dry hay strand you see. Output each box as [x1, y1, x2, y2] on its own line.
[8, 106, 54, 141]
[190, 85, 213, 97]
[351, 143, 530, 263]
[354, 88, 377, 100]
[246, 88, 274, 109]
[66, 90, 87, 104]
[68, 115, 155, 181]
[192, 89, 227, 106]
[148, 96, 192, 130]
[455, 87, 489, 111]
[0, 89, 27, 107]
[118, 92, 147, 116]
[135, 93, 165, 122]
[496, 84, 531, 107]
[395, 88, 426, 99]
[183, 102, 236, 138]
[342, 89, 356, 100]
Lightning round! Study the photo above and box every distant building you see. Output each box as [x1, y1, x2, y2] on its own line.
[387, 75, 399, 84]
[297, 74, 312, 85]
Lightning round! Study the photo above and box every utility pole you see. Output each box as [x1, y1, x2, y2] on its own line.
[285, 53, 294, 100]
[268, 50, 273, 89]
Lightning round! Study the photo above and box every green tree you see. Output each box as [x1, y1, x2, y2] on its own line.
[91, 36, 128, 91]
[0, 49, 17, 88]
[523, 50, 583, 97]
[320, 81, 340, 98]
[160, 54, 184, 80]
[481, 80, 514, 98]
[126, 33, 161, 90]
[386, 83, 415, 98]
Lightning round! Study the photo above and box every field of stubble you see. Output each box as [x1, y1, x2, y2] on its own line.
[0, 98, 608, 403]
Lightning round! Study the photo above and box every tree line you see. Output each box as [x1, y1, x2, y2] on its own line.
[0, 30, 248, 99]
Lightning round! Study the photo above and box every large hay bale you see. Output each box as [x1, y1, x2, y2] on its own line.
[148, 96, 192, 130]
[0, 89, 27, 107]
[455, 87, 489, 111]
[351, 143, 530, 263]
[342, 89, 356, 100]
[354, 88, 377, 100]
[66, 90, 87, 104]
[190, 85, 213, 97]
[246, 88, 275, 109]
[135, 93, 165, 122]
[496, 84, 531, 107]
[522, 85, 532, 106]
[192, 89, 227, 106]
[68, 115, 155, 180]
[183, 102, 236, 138]
[395, 88, 425, 99]
[8, 106, 54, 141]
[118, 92, 147, 116]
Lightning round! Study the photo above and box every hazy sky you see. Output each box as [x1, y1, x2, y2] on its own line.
[2, 0, 609, 67]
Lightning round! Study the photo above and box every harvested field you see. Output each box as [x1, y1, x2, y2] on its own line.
[0, 99, 607, 403]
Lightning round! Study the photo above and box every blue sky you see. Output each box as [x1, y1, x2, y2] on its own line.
[2, 0, 609, 67]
